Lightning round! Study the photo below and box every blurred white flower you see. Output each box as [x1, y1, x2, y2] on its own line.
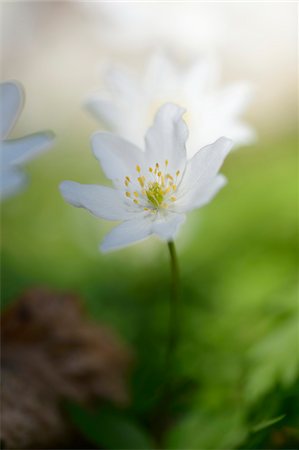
[79, 2, 224, 56]
[60, 103, 233, 252]
[86, 53, 255, 157]
[0, 81, 54, 199]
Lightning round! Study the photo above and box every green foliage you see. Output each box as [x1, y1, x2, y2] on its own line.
[252, 415, 285, 433]
[66, 402, 154, 449]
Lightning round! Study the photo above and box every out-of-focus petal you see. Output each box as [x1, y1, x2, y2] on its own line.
[183, 58, 220, 99]
[225, 123, 257, 147]
[143, 52, 179, 94]
[0, 81, 24, 140]
[217, 82, 254, 117]
[104, 66, 138, 99]
[1, 132, 54, 167]
[0, 169, 26, 200]
[85, 96, 120, 130]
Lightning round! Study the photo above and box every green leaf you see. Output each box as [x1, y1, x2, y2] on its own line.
[66, 402, 155, 449]
[252, 414, 286, 433]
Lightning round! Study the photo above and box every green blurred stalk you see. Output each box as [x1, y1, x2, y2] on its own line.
[167, 240, 180, 367]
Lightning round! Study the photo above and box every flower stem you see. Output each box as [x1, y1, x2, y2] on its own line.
[166, 240, 180, 367]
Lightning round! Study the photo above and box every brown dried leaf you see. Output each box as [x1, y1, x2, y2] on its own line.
[1, 288, 132, 449]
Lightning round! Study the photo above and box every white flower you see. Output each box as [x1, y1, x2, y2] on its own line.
[86, 53, 255, 157]
[0, 81, 54, 199]
[60, 103, 233, 252]
[78, 2, 224, 56]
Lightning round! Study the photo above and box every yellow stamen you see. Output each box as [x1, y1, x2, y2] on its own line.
[138, 176, 145, 187]
[126, 160, 181, 210]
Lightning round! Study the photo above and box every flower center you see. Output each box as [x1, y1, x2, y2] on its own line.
[145, 181, 164, 207]
[123, 160, 180, 212]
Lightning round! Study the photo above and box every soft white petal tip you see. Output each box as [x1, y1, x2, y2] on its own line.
[59, 180, 71, 190]
[59, 180, 75, 197]
[40, 130, 56, 148]
[222, 174, 228, 184]
[90, 130, 113, 150]
[99, 243, 110, 254]
[44, 130, 56, 141]
[218, 136, 234, 149]
[157, 102, 187, 118]
[100, 241, 119, 254]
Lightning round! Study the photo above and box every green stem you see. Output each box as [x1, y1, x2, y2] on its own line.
[166, 240, 180, 365]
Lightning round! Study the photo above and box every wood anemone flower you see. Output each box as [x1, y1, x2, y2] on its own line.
[60, 103, 233, 252]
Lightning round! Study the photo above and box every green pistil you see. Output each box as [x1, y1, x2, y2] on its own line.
[146, 182, 164, 207]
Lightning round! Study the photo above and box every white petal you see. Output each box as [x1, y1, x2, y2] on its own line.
[179, 137, 233, 196]
[144, 103, 188, 172]
[183, 58, 220, 99]
[104, 65, 138, 98]
[176, 174, 227, 212]
[143, 52, 178, 93]
[91, 131, 144, 184]
[1, 132, 54, 167]
[0, 81, 24, 139]
[226, 122, 257, 147]
[100, 218, 152, 252]
[85, 95, 120, 130]
[0, 169, 26, 200]
[217, 82, 254, 117]
[60, 181, 134, 221]
[152, 212, 186, 241]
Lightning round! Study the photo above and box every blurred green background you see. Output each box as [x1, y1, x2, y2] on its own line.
[2, 130, 298, 448]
